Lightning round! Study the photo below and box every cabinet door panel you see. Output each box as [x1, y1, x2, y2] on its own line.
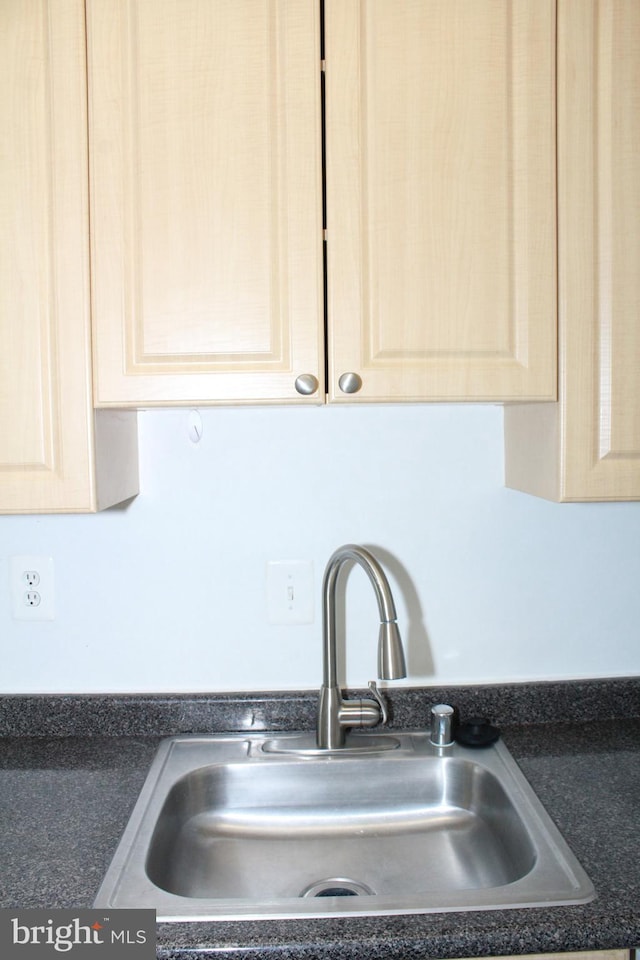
[88, 0, 323, 405]
[325, 0, 556, 402]
[505, 0, 640, 501]
[0, 1, 68, 487]
[1, 1, 95, 511]
[560, 0, 640, 497]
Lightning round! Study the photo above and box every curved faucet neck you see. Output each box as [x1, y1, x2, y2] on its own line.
[321, 544, 399, 689]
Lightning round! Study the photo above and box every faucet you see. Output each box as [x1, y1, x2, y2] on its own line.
[317, 544, 407, 749]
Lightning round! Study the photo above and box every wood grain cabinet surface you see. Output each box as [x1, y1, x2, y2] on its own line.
[88, 0, 557, 407]
[325, 0, 557, 403]
[87, 0, 325, 406]
[0, 0, 138, 515]
[505, 0, 640, 501]
[6, 2, 636, 507]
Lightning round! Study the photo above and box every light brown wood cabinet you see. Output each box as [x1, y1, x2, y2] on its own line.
[88, 0, 557, 407]
[505, 0, 640, 501]
[5, 2, 637, 507]
[325, 0, 557, 403]
[88, 0, 324, 406]
[0, 0, 138, 514]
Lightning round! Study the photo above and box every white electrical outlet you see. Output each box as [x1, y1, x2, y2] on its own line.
[9, 556, 55, 621]
[266, 560, 314, 625]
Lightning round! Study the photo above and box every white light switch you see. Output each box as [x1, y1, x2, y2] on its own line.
[266, 560, 314, 625]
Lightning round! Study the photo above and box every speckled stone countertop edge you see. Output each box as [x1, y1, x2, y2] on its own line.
[0, 676, 639, 738]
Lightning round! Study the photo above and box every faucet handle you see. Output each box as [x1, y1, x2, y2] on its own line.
[367, 681, 389, 726]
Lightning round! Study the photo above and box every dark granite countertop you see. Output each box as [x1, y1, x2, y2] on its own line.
[1, 681, 639, 959]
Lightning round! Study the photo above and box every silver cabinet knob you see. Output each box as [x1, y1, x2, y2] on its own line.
[338, 372, 363, 394]
[294, 374, 319, 396]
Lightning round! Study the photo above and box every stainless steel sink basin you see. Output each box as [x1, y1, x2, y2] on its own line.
[94, 731, 594, 920]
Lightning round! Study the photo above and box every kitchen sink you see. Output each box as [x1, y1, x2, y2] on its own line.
[94, 731, 595, 920]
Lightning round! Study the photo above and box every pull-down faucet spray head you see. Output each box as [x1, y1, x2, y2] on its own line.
[378, 620, 406, 680]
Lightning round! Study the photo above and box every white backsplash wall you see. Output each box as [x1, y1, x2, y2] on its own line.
[1, 404, 639, 693]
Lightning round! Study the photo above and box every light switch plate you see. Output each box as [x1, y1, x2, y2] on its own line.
[266, 560, 314, 625]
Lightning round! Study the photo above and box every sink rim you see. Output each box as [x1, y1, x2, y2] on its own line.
[94, 730, 595, 921]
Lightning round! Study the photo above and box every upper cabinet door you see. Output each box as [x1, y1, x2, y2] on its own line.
[88, 0, 324, 405]
[325, 0, 557, 402]
[505, 0, 640, 501]
[0, 0, 137, 514]
[557, 0, 640, 499]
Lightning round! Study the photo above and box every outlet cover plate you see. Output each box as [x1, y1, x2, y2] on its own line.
[9, 555, 55, 621]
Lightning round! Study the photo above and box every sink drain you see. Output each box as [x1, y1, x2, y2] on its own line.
[301, 878, 375, 898]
